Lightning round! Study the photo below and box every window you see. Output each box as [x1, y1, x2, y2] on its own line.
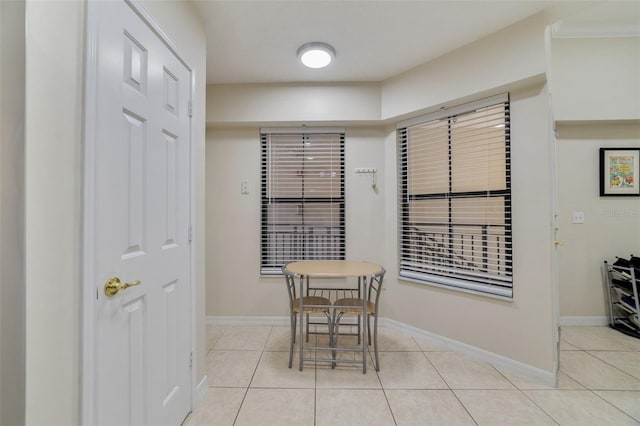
[397, 94, 513, 298]
[261, 129, 345, 275]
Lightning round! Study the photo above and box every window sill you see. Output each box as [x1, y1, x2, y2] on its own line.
[397, 274, 514, 302]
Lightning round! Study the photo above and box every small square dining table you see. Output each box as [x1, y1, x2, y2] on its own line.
[283, 260, 384, 373]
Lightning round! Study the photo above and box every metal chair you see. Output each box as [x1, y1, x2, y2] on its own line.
[282, 264, 332, 369]
[332, 267, 385, 371]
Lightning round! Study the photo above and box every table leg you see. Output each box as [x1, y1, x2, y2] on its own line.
[299, 275, 304, 371]
[362, 276, 367, 374]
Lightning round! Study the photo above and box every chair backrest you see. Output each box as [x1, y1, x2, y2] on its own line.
[367, 267, 386, 311]
[284, 263, 386, 312]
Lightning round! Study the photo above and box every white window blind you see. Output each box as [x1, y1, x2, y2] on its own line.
[261, 130, 345, 275]
[397, 94, 513, 298]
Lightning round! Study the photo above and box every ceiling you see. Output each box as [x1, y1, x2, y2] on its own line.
[191, 1, 640, 85]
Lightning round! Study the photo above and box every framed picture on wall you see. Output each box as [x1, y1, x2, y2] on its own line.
[600, 148, 640, 196]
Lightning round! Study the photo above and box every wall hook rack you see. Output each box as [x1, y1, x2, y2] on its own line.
[355, 167, 377, 190]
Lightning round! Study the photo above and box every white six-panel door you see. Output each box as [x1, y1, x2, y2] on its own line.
[91, 1, 192, 424]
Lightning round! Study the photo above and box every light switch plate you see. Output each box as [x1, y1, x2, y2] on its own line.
[572, 211, 585, 224]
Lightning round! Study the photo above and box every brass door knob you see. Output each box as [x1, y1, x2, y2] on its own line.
[104, 277, 141, 297]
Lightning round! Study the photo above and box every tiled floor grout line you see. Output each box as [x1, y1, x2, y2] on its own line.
[373, 348, 399, 426]
[416, 338, 481, 426]
[449, 389, 481, 426]
[541, 345, 591, 425]
[584, 388, 639, 424]
[418, 348, 451, 390]
[557, 348, 593, 393]
[516, 387, 562, 425]
[233, 326, 273, 426]
[231, 386, 249, 426]
[380, 387, 399, 426]
[581, 349, 640, 382]
[557, 357, 596, 391]
[484, 361, 562, 425]
[558, 345, 640, 425]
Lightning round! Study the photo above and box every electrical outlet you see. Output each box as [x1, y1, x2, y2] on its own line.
[241, 181, 249, 195]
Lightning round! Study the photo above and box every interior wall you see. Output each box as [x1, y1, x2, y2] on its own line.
[0, 1, 26, 424]
[25, 1, 84, 423]
[207, 83, 381, 125]
[205, 12, 557, 375]
[557, 122, 640, 319]
[24, 1, 207, 423]
[380, 13, 547, 120]
[206, 126, 386, 317]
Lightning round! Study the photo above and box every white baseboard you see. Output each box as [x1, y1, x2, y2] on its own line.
[195, 375, 208, 403]
[207, 316, 289, 326]
[207, 315, 556, 387]
[379, 317, 556, 388]
[559, 316, 609, 327]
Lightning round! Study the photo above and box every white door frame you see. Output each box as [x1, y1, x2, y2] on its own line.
[545, 27, 561, 386]
[81, 1, 196, 423]
[547, 90, 561, 386]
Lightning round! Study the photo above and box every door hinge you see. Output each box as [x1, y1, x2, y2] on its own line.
[189, 351, 193, 368]
[188, 101, 193, 118]
[188, 226, 192, 243]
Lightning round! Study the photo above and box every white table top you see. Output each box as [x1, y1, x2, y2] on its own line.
[284, 260, 383, 278]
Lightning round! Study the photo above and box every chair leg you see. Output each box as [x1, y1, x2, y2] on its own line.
[289, 313, 295, 369]
[321, 311, 332, 368]
[299, 310, 304, 371]
[306, 313, 310, 342]
[292, 314, 297, 344]
[372, 313, 380, 371]
[367, 313, 372, 346]
[332, 312, 344, 369]
[326, 311, 334, 347]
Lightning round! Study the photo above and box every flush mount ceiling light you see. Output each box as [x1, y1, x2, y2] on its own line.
[297, 42, 335, 69]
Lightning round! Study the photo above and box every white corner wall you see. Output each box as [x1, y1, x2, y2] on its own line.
[25, 1, 84, 423]
[1, 1, 26, 424]
[24, 1, 207, 423]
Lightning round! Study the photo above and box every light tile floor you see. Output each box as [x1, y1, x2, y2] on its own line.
[186, 325, 640, 425]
